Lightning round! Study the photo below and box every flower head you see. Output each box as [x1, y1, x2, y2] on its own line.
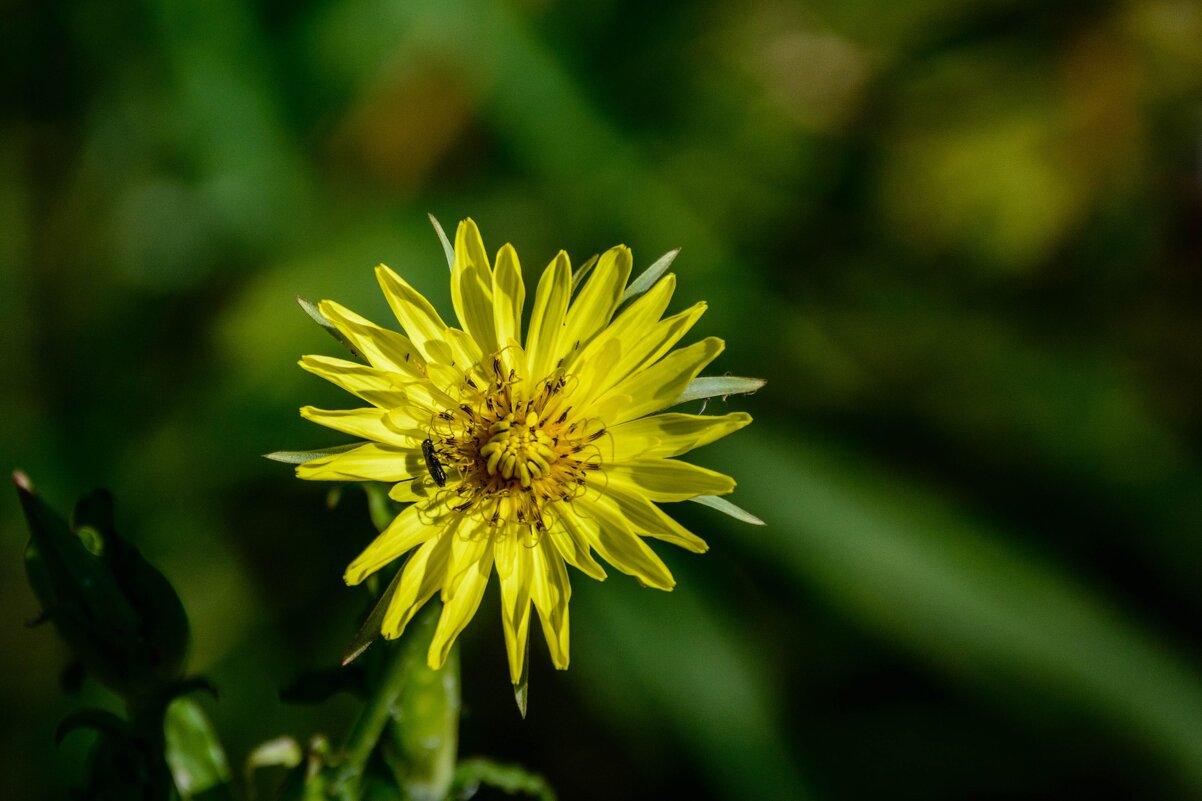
[294, 219, 754, 683]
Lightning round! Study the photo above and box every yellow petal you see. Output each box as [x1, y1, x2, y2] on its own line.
[602, 483, 709, 553]
[591, 337, 725, 427]
[299, 355, 407, 408]
[376, 264, 482, 368]
[492, 244, 525, 368]
[344, 503, 439, 585]
[300, 406, 414, 446]
[296, 442, 418, 482]
[530, 540, 570, 669]
[388, 477, 439, 503]
[609, 412, 752, 460]
[496, 532, 534, 684]
[524, 252, 571, 382]
[545, 516, 607, 581]
[572, 274, 675, 404]
[558, 245, 632, 367]
[383, 407, 426, 441]
[316, 300, 425, 377]
[450, 219, 497, 353]
[564, 502, 675, 591]
[605, 459, 735, 502]
[382, 534, 453, 639]
[610, 301, 707, 386]
[428, 538, 494, 668]
[442, 530, 493, 604]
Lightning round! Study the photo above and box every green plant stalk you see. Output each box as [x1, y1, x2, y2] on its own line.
[332, 602, 457, 801]
[386, 641, 459, 801]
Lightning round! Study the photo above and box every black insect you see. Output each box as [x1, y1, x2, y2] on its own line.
[422, 438, 447, 487]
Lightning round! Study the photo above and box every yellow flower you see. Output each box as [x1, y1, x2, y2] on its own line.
[294, 219, 755, 683]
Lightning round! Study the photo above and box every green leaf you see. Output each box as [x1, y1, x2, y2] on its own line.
[296, 295, 364, 360]
[689, 494, 764, 526]
[164, 697, 232, 799]
[16, 474, 189, 700]
[58, 706, 173, 801]
[451, 758, 556, 801]
[264, 443, 362, 465]
[428, 213, 455, 270]
[55, 709, 131, 746]
[619, 247, 679, 306]
[675, 376, 766, 405]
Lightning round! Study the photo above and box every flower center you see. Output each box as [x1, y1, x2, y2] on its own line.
[480, 412, 559, 487]
[425, 354, 604, 534]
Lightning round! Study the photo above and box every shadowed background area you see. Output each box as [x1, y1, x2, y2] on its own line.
[4, 0, 1202, 798]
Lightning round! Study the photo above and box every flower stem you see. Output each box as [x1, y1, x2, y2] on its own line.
[332, 602, 457, 800]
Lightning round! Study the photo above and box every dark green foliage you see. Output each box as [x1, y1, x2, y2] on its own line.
[17, 475, 188, 702]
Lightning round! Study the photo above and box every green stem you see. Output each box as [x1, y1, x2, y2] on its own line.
[332, 605, 435, 799]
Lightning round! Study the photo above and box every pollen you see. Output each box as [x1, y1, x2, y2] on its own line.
[430, 358, 599, 533]
[480, 412, 559, 486]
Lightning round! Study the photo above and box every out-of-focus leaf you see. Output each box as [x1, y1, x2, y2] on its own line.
[297, 295, 364, 360]
[619, 248, 679, 306]
[573, 578, 809, 801]
[716, 430, 1202, 790]
[16, 475, 189, 700]
[245, 736, 304, 797]
[57, 708, 171, 801]
[280, 666, 368, 704]
[264, 443, 362, 464]
[55, 709, 132, 746]
[163, 696, 232, 799]
[362, 482, 400, 534]
[689, 494, 765, 526]
[451, 758, 556, 801]
[275, 737, 331, 801]
[428, 213, 455, 269]
[675, 376, 766, 405]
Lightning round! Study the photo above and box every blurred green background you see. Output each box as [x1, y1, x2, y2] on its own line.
[4, 0, 1202, 797]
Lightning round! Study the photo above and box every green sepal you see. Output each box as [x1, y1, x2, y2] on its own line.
[513, 633, 530, 719]
[675, 375, 766, 405]
[570, 254, 599, 292]
[619, 247, 679, 307]
[428, 213, 455, 270]
[296, 295, 365, 360]
[343, 567, 403, 666]
[264, 443, 362, 465]
[689, 494, 765, 526]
